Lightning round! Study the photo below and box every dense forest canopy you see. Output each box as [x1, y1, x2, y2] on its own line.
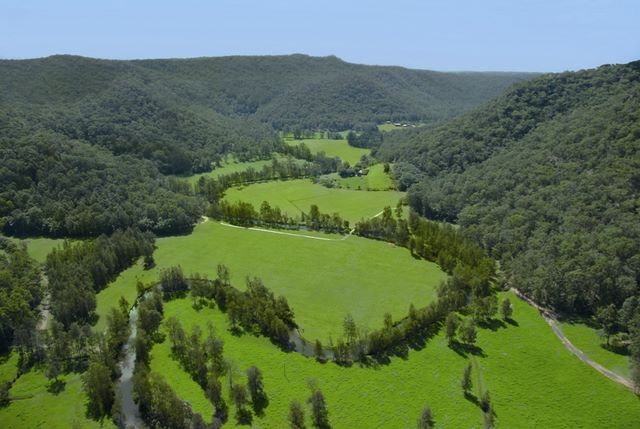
[0, 54, 534, 135]
[0, 54, 532, 238]
[380, 61, 640, 316]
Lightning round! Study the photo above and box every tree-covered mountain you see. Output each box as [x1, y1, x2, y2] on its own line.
[0, 54, 531, 237]
[0, 54, 533, 142]
[380, 61, 640, 316]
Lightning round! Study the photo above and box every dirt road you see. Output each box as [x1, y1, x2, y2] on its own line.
[511, 288, 634, 391]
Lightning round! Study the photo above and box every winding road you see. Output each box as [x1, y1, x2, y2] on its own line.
[511, 288, 634, 391]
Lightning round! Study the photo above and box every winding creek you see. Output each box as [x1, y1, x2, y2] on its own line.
[114, 286, 328, 427]
[116, 296, 147, 429]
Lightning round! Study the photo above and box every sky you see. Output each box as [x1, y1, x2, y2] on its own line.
[0, 0, 638, 72]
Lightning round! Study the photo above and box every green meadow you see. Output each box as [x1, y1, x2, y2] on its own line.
[148, 291, 640, 428]
[181, 154, 306, 186]
[96, 220, 446, 342]
[285, 138, 369, 165]
[323, 163, 395, 190]
[224, 179, 404, 225]
[0, 364, 116, 429]
[2, 236, 65, 264]
[561, 321, 631, 378]
[377, 123, 405, 132]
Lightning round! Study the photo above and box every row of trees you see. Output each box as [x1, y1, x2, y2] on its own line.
[81, 299, 131, 422]
[133, 364, 213, 429]
[288, 385, 331, 429]
[194, 155, 336, 205]
[129, 288, 219, 428]
[187, 265, 297, 350]
[596, 299, 640, 392]
[344, 209, 496, 360]
[380, 62, 640, 318]
[45, 228, 155, 327]
[0, 239, 41, 354]
[0, 129, 203, 237]
[346, 127, 383, 149]
[209, 200, 349, 234]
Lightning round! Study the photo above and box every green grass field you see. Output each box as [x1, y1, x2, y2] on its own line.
[180, 154, 305, 186]
[560, 321, 631, 378]
[323, 163, 394, 191]
[285, 138, 369, 165]
[96, 220, 445, 342]
[377, 123, 404, 132]
[0, 351, 19, 384]
[224, 179, 404, 226]
[149, 291, 640, 428]
[1, 236, 65, 264]
[377, 123, 425, 132]
[0, 367, 117, 429]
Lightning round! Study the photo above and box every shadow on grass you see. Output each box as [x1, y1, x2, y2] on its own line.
[364, 324, 441, 367]
[236, 407, 253, 425]
[47, 379, 66, 395]
[601, 343, 630, 356]
[505, 317, 519, 327]
[252, 392, 269, 417]
[464, 391, 479, 406]
[449, 340, 487, 358]
[477, 318, 506, 331]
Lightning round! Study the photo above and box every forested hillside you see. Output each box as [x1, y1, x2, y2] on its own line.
[380, 61, 640, 316]
[0, 54, 533, 135]
[0, 54, 531, 237]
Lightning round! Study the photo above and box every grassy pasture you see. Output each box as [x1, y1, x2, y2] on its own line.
[0, 367, 116, 429]
[151, 291, 640, 428]
[285, 138, 369, 165]
[377, 123, 425, 132]
[0, 351, 19, 384]
[152, 298, 479, 429]
[96, 220, 445, 342]
[323, 163, 394, 191]
[223, 178, 404, 226]
[180, 153, 305, 186]
[378, 123, 404, 132]
[560, 321, 631, 378]
[1, 235, 65, 264]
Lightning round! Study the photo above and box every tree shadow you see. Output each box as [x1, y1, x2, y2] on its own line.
[47, 379, 66, 395]
[464, 391, 479, 406]
[601, 343, 629, 356]
[252, 392, 269, 416]
[505, 317, 519, 327]
[477, 318, 506, 331]
[235, 407, 253, 425]
[449, 340, 487, 358]
[228, 326, 244, 337]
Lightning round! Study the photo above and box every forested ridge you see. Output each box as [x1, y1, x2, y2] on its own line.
[380, 61, 640, 318]
[0, 54, 531, 238]
[0, 54, 533, 134]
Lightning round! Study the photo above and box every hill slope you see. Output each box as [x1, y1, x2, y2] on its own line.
[0, 54, 533, 134]
[0, 54, 532, 237]
[380, 61, 640, 315]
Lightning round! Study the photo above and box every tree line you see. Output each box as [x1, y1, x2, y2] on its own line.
[378, 61, 640, 320]
[45, 228, 155, 327]
[0, 238, 42, 355]
[329, 208, 497, 362]
[0, 128, 203, 237]
[209, 200, 350, 235]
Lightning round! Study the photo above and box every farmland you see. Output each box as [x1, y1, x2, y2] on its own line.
[95, 220, 446, 342]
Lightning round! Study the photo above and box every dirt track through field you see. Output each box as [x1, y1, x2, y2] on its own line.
[511, 288, 635, 391]
[214, 208, 385, 242]
[220, 222, 342, 241]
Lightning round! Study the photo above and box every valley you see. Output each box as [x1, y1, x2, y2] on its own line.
[1, 54, 638, 429]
